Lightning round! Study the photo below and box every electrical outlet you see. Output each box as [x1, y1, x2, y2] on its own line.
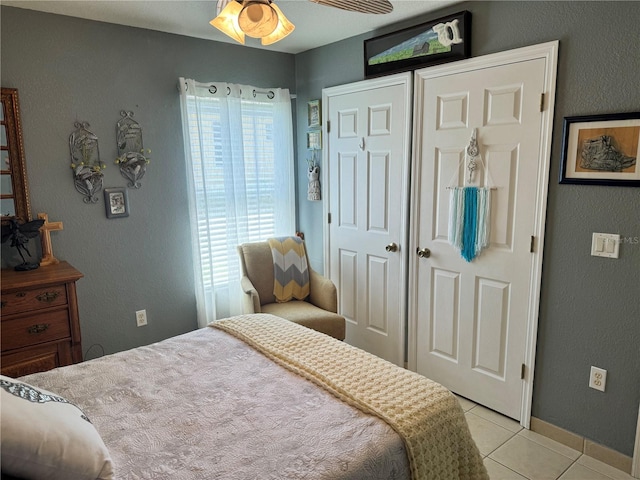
[589, 366, 607, 392]
[136, 309, 147, 327]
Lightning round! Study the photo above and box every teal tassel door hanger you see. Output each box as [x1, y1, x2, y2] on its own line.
[447, 129, 494, 262]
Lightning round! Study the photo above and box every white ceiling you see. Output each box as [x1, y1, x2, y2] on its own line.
[2, 0, 459, 54]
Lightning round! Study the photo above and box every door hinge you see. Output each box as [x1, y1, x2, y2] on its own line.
[521, 363, 526, 379]
[328, 212, 332, 224]
[539, 93, 545, 112]
[530, 235, 535, 253]
[327, 120, 330, 133]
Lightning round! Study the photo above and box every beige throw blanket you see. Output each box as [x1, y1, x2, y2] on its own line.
[213, 314, 488, 480]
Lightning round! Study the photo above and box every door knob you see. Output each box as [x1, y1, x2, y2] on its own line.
[417, 247, 431, 258]
[385, 242, 398, 253]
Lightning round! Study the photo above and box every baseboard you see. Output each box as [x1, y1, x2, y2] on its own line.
[530, 416, 633, 474]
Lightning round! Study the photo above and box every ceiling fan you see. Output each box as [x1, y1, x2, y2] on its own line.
[211, 0, 393, 46]
[309, 0, 393, 15]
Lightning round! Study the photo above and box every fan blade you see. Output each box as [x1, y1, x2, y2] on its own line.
[310, 0, 393, 14]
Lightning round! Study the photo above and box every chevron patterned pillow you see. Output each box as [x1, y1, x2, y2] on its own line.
[268, 236, 310, 303]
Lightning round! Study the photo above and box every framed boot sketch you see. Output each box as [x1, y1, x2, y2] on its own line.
[559, 112, 640, 186]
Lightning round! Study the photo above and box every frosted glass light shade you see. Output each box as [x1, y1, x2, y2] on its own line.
[210, 0, 245, 44]
[238, 2, 278, 38]
[210, 0, 294, 45]
[261, 3, 295, 45]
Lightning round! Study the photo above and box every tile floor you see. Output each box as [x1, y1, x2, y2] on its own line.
[455, 395, 635, 480]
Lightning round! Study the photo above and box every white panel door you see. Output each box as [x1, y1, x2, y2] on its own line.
[323, 73, 412, 366]
[409, 43, 557, 421]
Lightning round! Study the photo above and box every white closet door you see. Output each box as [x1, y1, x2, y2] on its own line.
[323, 73, 412, 367]
[408, 43, 558, 422]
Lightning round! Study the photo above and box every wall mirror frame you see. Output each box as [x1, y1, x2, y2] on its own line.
[1, 87, 32, 224]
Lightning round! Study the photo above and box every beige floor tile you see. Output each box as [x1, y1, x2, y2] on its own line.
[518, 428, 581, 460]
[454, 394, 477, 412]
[484, 458, 528, 479]
[465, 412, 516, 456]
[489, 434, 574, 479]
[559, 462, 617, 480]
[471, 404, 523, 433]
[577, 455, 635, 480]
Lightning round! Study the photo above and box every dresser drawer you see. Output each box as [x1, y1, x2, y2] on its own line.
[1, 285, 67, 315]
[1, 342, 72, 378]
[1, 309, 71, 351]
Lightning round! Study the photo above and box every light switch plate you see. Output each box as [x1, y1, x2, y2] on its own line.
[591, 233, 620, 258]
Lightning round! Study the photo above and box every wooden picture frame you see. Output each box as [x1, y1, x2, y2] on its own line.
[559, 112, 640, 186]
[104, 187, 130, 218]
[364, 11, 471, 78]
[308, 99, 321, 128]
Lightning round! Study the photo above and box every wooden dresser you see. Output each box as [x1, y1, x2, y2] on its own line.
[1, 261, 83, 377]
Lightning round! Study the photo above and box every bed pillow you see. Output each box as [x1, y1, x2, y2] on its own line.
[0, 374, 114, 480]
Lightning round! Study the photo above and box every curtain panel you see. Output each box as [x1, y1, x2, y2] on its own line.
[179, 78, 295, 326]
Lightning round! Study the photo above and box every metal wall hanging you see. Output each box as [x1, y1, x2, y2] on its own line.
[115, 110, 150, 188]
[69, 121, 105, 203]
[307, 151, 321, 201]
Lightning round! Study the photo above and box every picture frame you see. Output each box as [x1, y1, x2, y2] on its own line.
[559, 112, 640, 186]
[307, 130, 322, 150]
[364, 11, 471, 79]
[308, 99, 321, 128]
[104, 187, 130, 218]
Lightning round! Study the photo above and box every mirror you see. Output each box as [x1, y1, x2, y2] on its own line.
[1, 88, 32, 224]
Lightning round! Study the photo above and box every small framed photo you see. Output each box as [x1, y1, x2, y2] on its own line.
[104, 187, 130, 218]
[307, 130, 322, 150]
[308, 99, 321, 128]
[559, 112, 640, 186]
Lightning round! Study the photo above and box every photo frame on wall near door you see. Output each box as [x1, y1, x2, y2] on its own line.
[307, 99, 321, 128]
[307, 130, 321, 150]
[559, 112, 640, 186]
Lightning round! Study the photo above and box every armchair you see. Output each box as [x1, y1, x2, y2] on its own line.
[237, 241, 345, 340]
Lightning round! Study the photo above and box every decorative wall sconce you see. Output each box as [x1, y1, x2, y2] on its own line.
[115, 111, 150, 189]
[69, 121, 105, 203]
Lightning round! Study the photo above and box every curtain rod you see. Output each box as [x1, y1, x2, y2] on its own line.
[178, 80, 296, 99]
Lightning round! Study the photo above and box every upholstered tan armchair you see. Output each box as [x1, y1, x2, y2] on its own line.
[237, 241, 345, 340]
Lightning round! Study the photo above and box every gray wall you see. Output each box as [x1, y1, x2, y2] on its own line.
[2, 0, 638, 459]
[295, 1, 640, 457]
[0, 7, 296, 356]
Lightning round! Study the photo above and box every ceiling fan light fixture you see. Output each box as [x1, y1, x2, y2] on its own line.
[211, 0, 294, 45]
[260, 3, 295, 45]
[209, 0, 245, 44]
[238, 1, 278, 38]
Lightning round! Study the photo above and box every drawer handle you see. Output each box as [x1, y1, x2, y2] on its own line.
[36, 292, 60, 303]
[16, 292, 26, 297]
[28, 324, 51, 334]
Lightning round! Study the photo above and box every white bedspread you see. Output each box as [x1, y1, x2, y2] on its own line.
[22, 326, 409, 480]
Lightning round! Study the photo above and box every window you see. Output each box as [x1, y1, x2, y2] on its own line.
[179, 79, 294, 324]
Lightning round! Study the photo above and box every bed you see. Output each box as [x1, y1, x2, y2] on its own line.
[1, 314, 487, 480]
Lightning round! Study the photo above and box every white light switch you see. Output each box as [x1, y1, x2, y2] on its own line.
[591, 233, 620, 258]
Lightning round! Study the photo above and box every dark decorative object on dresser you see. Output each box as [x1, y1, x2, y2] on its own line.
[1, 261, 83, 377]
[1, 217, 45, 270]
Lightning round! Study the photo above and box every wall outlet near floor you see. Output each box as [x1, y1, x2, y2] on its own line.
[136, 309, 147, 327]
[589, 366, 607, 392]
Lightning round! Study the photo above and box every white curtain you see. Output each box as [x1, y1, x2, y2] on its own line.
[179, 78, 295, 327]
